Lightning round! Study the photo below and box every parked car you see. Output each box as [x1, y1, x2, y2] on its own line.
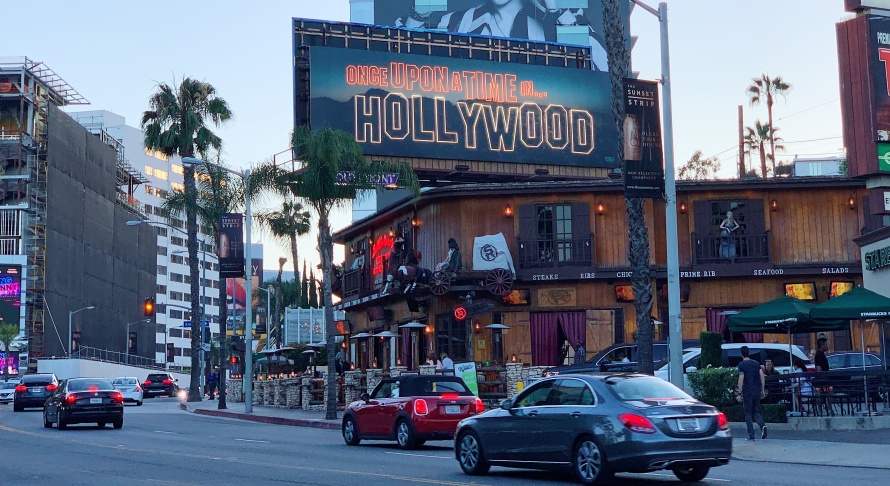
[13, 373, 59, 412]
[0, 380, 18, 403]
[112, 377, 144, 405]
[342, 375, 484, 449]
[454, 373, 732, 484]
[43, 378, 124, 430]
[826, 352, 884, 372]
[547, 340, 701, 376]
[655, 343, 814, 387]
[142, 373, 179, 398]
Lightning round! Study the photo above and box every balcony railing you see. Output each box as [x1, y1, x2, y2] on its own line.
[342, 267, 371, 297]
[692, 231, 770, 265]
[517, 234, 594, 269]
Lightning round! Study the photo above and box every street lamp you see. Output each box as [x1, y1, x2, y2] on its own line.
[183, 156, 254, 413]
[125, 318, 151, 364]
[257, 286, 273, 351]
[630, 0, 682, 388]
[68, 306, 95, 356]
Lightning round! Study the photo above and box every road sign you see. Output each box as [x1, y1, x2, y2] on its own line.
[183, 320, 210, 329]
[201, 343, 211, 352]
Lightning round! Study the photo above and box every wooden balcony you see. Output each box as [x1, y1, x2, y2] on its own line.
[517, 234, 594, 269]
[692, 231, 771, 265]
[342, 267, 371, 297]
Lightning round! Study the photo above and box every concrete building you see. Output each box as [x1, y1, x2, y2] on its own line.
[0, 58, 156, 371]
[793, 156, 845, 177]
[69, 110, 221, 369]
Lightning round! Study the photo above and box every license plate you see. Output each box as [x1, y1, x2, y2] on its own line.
[30, 387, 41, 393]
[90, 398, 102, 404]
[444, 405, 460, 414]
[678, 418, 699, 431]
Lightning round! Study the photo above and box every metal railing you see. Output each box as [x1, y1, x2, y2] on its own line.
[692, 231, 770, 265]
[342, 267, 371, 297]
[72, 346, 162, 369]
[517, 234, 594, 269]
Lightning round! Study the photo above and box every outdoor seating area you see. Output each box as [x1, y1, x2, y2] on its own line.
[765, 370, 890, 417]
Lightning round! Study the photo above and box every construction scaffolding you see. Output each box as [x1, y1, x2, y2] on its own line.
[0, 57, 88, 369]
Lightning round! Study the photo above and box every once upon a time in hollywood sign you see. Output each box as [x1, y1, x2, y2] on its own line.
[309, 46, 617, 167]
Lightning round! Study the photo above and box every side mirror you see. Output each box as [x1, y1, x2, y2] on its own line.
[685, 366, 698, 374]
[360, 392, 370, 402]
[500, 399, 512, 411]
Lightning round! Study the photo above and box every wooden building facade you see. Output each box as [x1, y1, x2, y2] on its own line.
[333, 177, 869, 371]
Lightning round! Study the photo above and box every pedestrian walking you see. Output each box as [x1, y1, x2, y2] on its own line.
[736, 346, 767, 441]
[207, 368, 219, 400]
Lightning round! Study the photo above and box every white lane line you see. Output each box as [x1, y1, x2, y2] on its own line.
[645, 472, 730, 482]
[385, 451, 451, 460]
[234, 438, 269, 443]
[154, 430, 176, 434]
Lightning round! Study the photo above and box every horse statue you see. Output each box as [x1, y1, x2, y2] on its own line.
[382, 237, 432, 294]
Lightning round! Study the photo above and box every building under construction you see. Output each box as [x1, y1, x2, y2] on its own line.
[0, 57, 156, 370]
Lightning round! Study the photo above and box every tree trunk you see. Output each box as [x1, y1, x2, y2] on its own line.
[760, 145, 768, 178]
[602, 0, 654, 373]
[767, 102, 776, 173]
[290, 233, 299, 285]
[184, 162, 203, 402]
[217, 234, 228, 409]
[275, 268, 284, 349]
[318, 210, 338, 420]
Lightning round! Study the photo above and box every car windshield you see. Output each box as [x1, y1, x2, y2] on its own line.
[68, 379, 115, 392]
[113, 378, 137, 385]
[1, 382, 17, 389]
[22, 376, 53, 385]
[606, 376, 691, 401]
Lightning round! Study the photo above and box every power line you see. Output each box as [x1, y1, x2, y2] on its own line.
[782, 135, 842, 144]
[776, 99, 839, 121]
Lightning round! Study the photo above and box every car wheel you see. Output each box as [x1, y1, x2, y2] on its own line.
[43, 410, 52, 428]
[342, 416, 361, 446]
[112, 419, 123, 429]
[13, 403, 23, 412]
[672, 465, 710, 482]
[573, 436, 610, 485]
[56, 412, 67, 431]
[137, 401, 143, 406]
[456, 430, 490, 476]
[396, 419, 419, 450]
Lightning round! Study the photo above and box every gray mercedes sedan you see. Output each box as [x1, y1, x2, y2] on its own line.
[454, 373, 732, 484]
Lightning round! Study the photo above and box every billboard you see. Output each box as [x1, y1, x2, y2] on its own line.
[226, 244, 263, 336]
[370, 0, 629, 72]
[0, 266, 21, 329]
[622, 78, 665, 198]
[218, 213, 245, 279]
[309, 45, 617, 168]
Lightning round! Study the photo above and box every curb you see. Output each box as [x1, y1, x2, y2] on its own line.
[730, 456, 890, 471]
[193, 408, 341, 430]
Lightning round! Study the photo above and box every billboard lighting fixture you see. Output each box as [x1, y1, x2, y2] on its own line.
[454, 164, 470, 172]
[534, 168, 549, 176]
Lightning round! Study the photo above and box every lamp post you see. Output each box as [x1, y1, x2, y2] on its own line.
[173, 248, 218, 388]
[183, 156, 254, 413]
[164, 303, 191, 370]
[68, 306, 95, 356]
[257, 286, 273, 351]
[630, 0, 682, 388]
[125, 318, 151, 365]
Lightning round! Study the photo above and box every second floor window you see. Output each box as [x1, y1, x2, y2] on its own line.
[518, 202, 591, 267]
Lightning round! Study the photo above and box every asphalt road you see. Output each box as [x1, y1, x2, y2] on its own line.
[0, 398, 884, 485]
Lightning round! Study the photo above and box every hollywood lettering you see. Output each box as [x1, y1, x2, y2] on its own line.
[345, 63, 595, 155]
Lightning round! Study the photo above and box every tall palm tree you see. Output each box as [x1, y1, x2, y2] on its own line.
[142, 78, 233, 402]
[254, 126, 419, 420]
[746, 74, 792, 170]
[255, 199, 311, 302]
[0, 323, 19, 381]
[274, 257, 287, 348]
[164, 160, 242, 409]
[744, 120, 785, 178]
[602, 0, 655, 373]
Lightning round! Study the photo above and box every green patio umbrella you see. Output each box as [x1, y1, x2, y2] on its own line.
[811, 286, 890, 373]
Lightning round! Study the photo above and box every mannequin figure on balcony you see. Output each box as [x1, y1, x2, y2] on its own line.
[719, 211, 740, 259]
[436, 238, 463, 276]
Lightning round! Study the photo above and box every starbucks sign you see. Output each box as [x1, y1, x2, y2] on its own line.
[864, 244, 890, 271]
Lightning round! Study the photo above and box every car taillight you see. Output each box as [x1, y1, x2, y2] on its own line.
[46, 384, 57, 392]
[618, 413, 656, 434]
[134, 386, 141, 392]
[144, 380, 151, 386]
[473, 397, 484, 413]
[441, 392, 459, 400]
[65, 394, 77, 405]
[413, 399, 429, 416]
[15, 384, 26, 392]
[717, 412, 729, 431]
[162, 379, 172, 385]
[112, 392, 123, 403]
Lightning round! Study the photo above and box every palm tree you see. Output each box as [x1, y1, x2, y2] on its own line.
[253, 126, 419, 420]
[256, 200, 311, 283]
[274, 257, 287, 348]
[602, 0, 655, 373]
[164, 160, 241, 409]
[0, 323, 19, 381]
[142, 78, 233, 402]
[743, 121, 785, 178]
[746, 74, 792, 169]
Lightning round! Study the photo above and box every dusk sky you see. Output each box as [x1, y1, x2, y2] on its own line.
[4, 0, 850, 270]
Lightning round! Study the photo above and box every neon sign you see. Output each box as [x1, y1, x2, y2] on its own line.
[371, 235, 394, 286]
[0, 276, 20, 298]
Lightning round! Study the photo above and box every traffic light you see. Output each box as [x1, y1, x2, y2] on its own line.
[230, 356, 239, 365]
[143, 297, 155, 317]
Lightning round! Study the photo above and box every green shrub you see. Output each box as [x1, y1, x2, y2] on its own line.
[723, 403, 788, 423]
[687, 367, 738, 409]
[699, 331, 723, 369]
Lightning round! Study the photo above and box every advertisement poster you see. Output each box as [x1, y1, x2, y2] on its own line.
[0, 266, 22, 328]
[622, 78, 665, 199]
[454, 361, 479, 396]
[218, 213, 245, 278]
[309, 46, 617, 168]
[226, 244, 264, 336]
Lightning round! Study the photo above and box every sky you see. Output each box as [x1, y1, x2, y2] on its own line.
[3, 0, 850, 271]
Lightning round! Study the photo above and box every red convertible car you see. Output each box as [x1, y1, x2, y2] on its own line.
[342, 374, 483, 449]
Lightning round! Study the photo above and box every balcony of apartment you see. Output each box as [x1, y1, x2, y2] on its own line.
[516, 234, 594, 269]
[691, 231, 771, 265]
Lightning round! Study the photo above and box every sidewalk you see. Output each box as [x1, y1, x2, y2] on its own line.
[181, 401, 890, 469]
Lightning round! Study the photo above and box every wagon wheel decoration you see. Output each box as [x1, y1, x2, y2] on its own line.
[485, 268, 514, 297]
[429, 271, 451, 296]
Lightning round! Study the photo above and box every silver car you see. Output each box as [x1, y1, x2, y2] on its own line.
[112, 377, 143, 406]
[0, 381, 17, 403]
[454, 374, 732, 484]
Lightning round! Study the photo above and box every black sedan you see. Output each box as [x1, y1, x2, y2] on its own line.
[13, 373, 59, 411]
[454, 374, 732, 484]
[43, 378, 124, 430]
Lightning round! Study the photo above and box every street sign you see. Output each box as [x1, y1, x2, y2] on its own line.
[201, 343, 211, 352]
[183, 320, 210, 329]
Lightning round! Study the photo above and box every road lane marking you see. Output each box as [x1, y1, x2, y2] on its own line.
[154, 430, 177, 434]
[386, 451, 451, 460]
[234, 438, 269, 443]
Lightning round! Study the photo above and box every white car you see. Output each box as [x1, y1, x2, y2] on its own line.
[0, 380, 17, 403]
[112, 377, 143, 406]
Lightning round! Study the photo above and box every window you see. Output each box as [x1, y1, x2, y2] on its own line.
[537, 204, 572, 262]
[156, 227, 167, 237]
[171, 236, 186, 247]
[436, 313, 467, 362]
[170, 291, 184, 302]
[606, 376, 691, 401]
[171, 255, 185, 265]
[156, 284, 167, 295]
[156, 324, 166, 334]
[170, 310, 183, 319]
[170, 328, 183, 338]
[157, 265, 167, 276]
[171, 182, 184, 193]
[155, 304, 166, 315]
[157, 246, 167, 256]
[372, 380, 398, 399]
[514, 380, 553, 408]
[172, 164, 184, 175]
[153, 168, 169, 181]
[552, 379, 596, 406]
[518, 203, 590, 267]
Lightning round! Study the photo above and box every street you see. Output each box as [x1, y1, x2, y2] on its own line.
[0, 399, 886, 485]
